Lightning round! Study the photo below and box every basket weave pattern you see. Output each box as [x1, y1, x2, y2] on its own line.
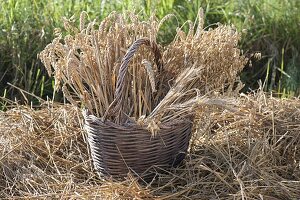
[84, 112, 192, 178]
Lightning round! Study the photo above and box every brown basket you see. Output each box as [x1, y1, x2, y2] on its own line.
[83, 38, 192, 180]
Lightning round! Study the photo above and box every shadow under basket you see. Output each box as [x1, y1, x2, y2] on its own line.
[83, 111, 192, 180]
[82, 38, 193, 180]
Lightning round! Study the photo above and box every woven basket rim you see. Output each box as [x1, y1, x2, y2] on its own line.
[83, 109, 192, 130]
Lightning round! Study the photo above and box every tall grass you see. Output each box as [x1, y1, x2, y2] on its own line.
[0, 0, 115, 105]
[0, 0, 299, 107]
[231, 0, 300, 96]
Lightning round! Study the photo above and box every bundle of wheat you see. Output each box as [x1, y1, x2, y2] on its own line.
[39, 9, 247, 179]
[39, 9, 247, 123]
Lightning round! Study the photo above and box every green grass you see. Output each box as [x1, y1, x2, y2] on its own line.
[232, 0, 300, 96]
[0, 0, 299, 108]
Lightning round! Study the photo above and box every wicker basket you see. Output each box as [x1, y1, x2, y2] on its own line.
[83, 38, 193, 179]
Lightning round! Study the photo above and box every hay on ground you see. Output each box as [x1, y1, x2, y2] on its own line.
[1, 92, 299, 199]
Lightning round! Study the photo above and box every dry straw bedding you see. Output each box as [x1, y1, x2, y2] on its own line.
[0, 93, 300, 199]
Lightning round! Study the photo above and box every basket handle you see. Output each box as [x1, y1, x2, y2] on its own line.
[103, 38, 163, 121]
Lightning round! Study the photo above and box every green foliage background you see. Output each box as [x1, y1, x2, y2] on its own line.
[1, 0, 299, 109]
